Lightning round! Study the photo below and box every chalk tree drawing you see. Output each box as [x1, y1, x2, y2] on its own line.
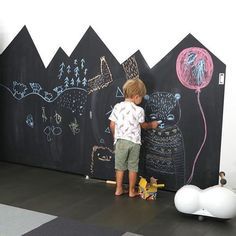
[0, 56, 88, 103]
[55, 58, 88, 114]
[0, 56, 112, 106]
[176, 47, 213, 184]
[0, 55, 114, 146]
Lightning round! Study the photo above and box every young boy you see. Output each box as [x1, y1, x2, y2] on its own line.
[109, 78, 159, 197]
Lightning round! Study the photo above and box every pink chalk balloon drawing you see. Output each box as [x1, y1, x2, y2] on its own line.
[176, 47, 214, 184]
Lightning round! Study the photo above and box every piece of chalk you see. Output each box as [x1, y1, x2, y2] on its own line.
[106, 180, 116, 184]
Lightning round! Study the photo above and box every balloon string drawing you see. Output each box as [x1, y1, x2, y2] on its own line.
[176, 47, 214, 184]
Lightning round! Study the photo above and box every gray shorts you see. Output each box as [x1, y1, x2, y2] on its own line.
[114, 139, 141, 172]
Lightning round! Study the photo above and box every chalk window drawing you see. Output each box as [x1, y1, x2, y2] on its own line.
[122, 56, 139, 80]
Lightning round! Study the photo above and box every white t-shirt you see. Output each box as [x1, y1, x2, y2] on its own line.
[109, 101, 145, 144]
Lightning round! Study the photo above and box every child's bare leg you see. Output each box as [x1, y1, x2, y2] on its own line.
[129, 171, 139, 197]
[115, 170, 124, 195]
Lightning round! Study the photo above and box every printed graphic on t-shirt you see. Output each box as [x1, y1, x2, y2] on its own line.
[109, 101, 144, 144]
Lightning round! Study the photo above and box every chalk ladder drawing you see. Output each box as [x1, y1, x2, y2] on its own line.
[122, 56, 139, 80]
[176, 47, 214, 184]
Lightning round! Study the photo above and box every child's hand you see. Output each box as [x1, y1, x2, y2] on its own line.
[141, 120, 162, 129]
[151, 120, 163, 129]
[151, 121, 158, 129]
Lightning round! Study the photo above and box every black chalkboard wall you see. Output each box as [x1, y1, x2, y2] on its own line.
[0, 26, 226, 191]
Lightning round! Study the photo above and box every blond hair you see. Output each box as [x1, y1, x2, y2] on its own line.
[122, 78, 147, 98]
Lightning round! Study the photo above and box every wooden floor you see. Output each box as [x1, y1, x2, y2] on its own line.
[0, 161, 236, 236]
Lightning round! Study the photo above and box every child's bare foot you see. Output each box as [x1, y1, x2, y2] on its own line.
[129, 191, 140, 198]
[115, 189, 128, 196]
